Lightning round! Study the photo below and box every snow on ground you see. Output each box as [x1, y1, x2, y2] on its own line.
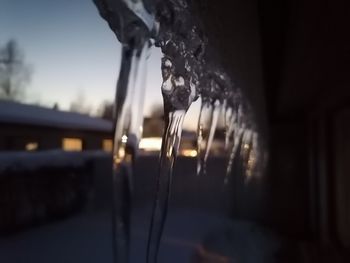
[0, 205, 284, 263]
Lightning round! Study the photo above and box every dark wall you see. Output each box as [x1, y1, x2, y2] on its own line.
[194, 0, 350, 245]
[260, 0, 350, 244]
[193, 0, 267, 135]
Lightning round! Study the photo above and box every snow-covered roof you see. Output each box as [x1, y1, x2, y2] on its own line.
[0, 100, 113, 133]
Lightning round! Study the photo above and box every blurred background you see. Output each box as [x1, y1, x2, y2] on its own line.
[0, 0, 349, 262]
[0, 1, 229, 262]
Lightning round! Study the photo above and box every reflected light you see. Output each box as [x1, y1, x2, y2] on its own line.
[243, 143, 250, 150]
[195, 245, 230, 263]
[114, 146, 126, 165]
[181, 149, 197, 157]
[139, 137, 162, 151]
[118, 147, 125, 159]
[121, 134, 128, 143]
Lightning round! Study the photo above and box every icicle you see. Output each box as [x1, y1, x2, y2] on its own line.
[93, 2, 156, 262]
[196, 100, 204, 175]
[224, 127, 244, 185]
[242, 129, 253, 154]
[203, 100, 220, 164]
[223, 101, 231, 146]
[95, 1, 270, 263]
[221, 99, 227, 130]
[240, 129, 252, 160]
[146, 110, 186, 263]
[111, 41, 151, 263]
[129, 41, 153, 143]
[243, 131, 258, 181]
[225, 107, 234, 150]
[196, 100, 213, 175]
[147, 50, 196, 263]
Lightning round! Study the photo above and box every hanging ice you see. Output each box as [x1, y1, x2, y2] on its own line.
[146, 1, 207, 262]
[196, 99, 212, 175]
[93, 1, 155, 262]
[94, 1, 267, 263]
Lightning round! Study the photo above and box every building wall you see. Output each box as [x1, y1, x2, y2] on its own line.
[0, 123, 112, 152]
[333, 108, 350, 247]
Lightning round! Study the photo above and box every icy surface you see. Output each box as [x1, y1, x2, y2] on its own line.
[0, 208, 284, 263]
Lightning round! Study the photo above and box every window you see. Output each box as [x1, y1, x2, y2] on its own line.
[102, 139, 113, 152]
[62, 138, 83, 151]
[25, 142, 38, 151]
[139, 137, 162, 152]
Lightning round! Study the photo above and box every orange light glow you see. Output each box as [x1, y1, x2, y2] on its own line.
[181, 149, 197, 157]
[102, 139, 113, 152]
[26, 142, 38, 151]
[62, 138, 83, 151]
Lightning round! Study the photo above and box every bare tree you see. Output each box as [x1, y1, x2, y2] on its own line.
[97, 100, 114, 120]
[69, 91, 92, 115]
[0, 39, 31, 101]
[52, 102, 60, 110]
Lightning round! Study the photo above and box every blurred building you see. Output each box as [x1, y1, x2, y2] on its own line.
[0, 100, 113, 152]
[141, 116, 225, 157]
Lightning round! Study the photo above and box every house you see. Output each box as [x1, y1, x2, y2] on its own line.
[0, 100, 113, 152]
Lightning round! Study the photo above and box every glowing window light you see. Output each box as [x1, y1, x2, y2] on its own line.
[102, 139, 113, 152]
[62, 138, 83, 151]
[181, 149, 197, 157]
[139, 137, 162, 151]
[26, 142, 38, 151]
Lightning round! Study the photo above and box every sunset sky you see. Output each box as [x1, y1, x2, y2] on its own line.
[0, 0, 201, 129]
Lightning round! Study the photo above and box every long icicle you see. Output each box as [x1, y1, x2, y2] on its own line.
[203, 100, 221, 165]
[224, 107, 234, 150]
[111, 41, 149, 263]
[196, 100, 204, 175]
[224, 127, 244, 185]
[146, 110, 186, 263]
[196, 100, 213, 175]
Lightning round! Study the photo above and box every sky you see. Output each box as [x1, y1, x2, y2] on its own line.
[0, 0, 200, 130]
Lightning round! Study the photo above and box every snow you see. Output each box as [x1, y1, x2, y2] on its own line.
[0, 100, 113, 132]
[0, 207, 285, 263]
